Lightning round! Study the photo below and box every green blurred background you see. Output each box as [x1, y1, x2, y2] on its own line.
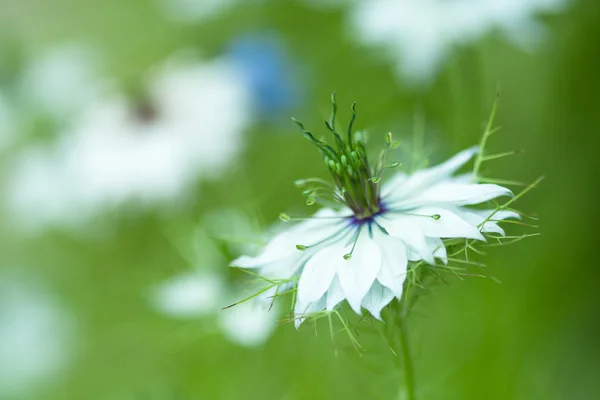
[0, 0, 598, 399]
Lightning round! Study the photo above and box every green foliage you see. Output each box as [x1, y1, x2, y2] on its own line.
[1, 1, 599, 399]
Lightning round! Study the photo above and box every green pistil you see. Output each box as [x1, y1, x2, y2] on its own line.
[292, 93, 387, 220]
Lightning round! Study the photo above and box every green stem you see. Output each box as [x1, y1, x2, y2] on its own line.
[472, 89, 500, 181]
[398, 319, 416, 400]
[385, 298, 417, 400]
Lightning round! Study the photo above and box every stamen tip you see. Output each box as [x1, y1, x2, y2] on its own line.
[343, 253, 352, 260]
[385, 132, 393, 144]
[279, 213, 291, 222]
[296, 244, 307, 251]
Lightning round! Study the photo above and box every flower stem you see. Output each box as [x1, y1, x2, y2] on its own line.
[385, 299, 417, 400]
[398, 318, 416, 400]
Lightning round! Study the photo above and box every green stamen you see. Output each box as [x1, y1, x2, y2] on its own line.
[292, 94, 387, 221]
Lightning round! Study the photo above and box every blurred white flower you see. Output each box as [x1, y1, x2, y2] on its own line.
[152, 271, 225, 318]
[232, 148, 518, 328]
[152, 272, 279, 347]
[0, 275, 76, 398]
[152, 210, 278, 347]
[217, 298, 278, 347]
[7, 56, 252, 230]
[350, 0, 567, 84]
[159, 0, 240, 23]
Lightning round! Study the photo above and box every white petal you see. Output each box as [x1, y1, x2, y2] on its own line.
[408, 207, 485, 240]
[258, 253, 306, 280]
[456, 208, 520, 236]
[376, 215, 435, 264]
[297, 245, 341, 304]
[429, 237, 448, 264]
[361, 281, 395, 320]
[452, 172, 475, 183]
[383, 147, 478, 203]
[336, 229, 382, 314]
[381, 171, 407, 199]
[294, 295, 326, 329]
[430, 146, 479, 177]
[406, 249, 420, 262]
[394, 182, 512, 208]
[373, 230, 407, 299]
[231, 208, 349, 268]
[482, 223, 505, 236]
[405, 240, 446, 263]
[489, 210, 521, 221]
[326, 276, 345, 311]
[293, 296, 310, 329]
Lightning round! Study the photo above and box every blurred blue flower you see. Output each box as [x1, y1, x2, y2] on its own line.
[227, 33, 301, 119]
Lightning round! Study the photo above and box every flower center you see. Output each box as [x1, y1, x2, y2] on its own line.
[329, 147, 381, 220]
[292, 93, 399, 220]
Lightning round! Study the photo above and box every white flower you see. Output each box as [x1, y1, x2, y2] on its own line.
[217, 299, 279, 347]
[232, 147, 518, 328]
[157, 0, 262, 23]
[0, 275, 76, 398]
[350, 0, 567, 83]
[152, 271, 279, 347]
[7, 55, 252, 230]
[152, 271, 226, 318]
[151, 212, 278, 347]
[158, 0, 238, 22]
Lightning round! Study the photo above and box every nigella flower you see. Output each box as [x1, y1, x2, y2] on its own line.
[158, 0, 262, 24]
[7, 53, 251, 230]
[349, 0, 568, 84]
[0, 273, 77, 398]
[151, 210, 279, 347]
[152, 271, 279, 347]
[232, 95, 519, 328]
